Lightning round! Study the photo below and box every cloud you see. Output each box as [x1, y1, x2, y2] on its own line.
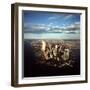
[48, 14, 74, 21]
[48, 16, 57, 20]
[62, 22, 80, 34]
[48, 14, 62, 20]
[24, 21, 80, 34]
[64, 15, 73, 20]
[24, 23, 49, 33]
[66, 22, 80, 30]
[47, 23, 54, 27]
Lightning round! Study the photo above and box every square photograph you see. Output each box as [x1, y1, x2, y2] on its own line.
[23, 11, 80, 77]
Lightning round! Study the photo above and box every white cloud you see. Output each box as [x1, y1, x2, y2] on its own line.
[48, 16, 57, 20]
[48, 14, 61, 20]
[24, 23, 48, 33]
[66, 22, 80, 30]
[24, 21, 80, 34]
[48, 22, 54, 27]
[75, 22, 80, 25]
[64, 15, 73, 20]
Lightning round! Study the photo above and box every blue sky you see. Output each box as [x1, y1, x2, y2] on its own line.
[23, 11, 80, 39]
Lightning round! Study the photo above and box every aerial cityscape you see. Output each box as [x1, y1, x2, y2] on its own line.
[23, 11, 80, 77]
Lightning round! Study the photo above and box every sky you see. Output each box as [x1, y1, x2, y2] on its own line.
[23, 10, 80, 39]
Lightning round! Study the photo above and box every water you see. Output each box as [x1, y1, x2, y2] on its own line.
[24, 33, 80, 40]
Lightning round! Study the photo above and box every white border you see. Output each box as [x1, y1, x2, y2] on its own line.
[18, 6, 86, 84]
